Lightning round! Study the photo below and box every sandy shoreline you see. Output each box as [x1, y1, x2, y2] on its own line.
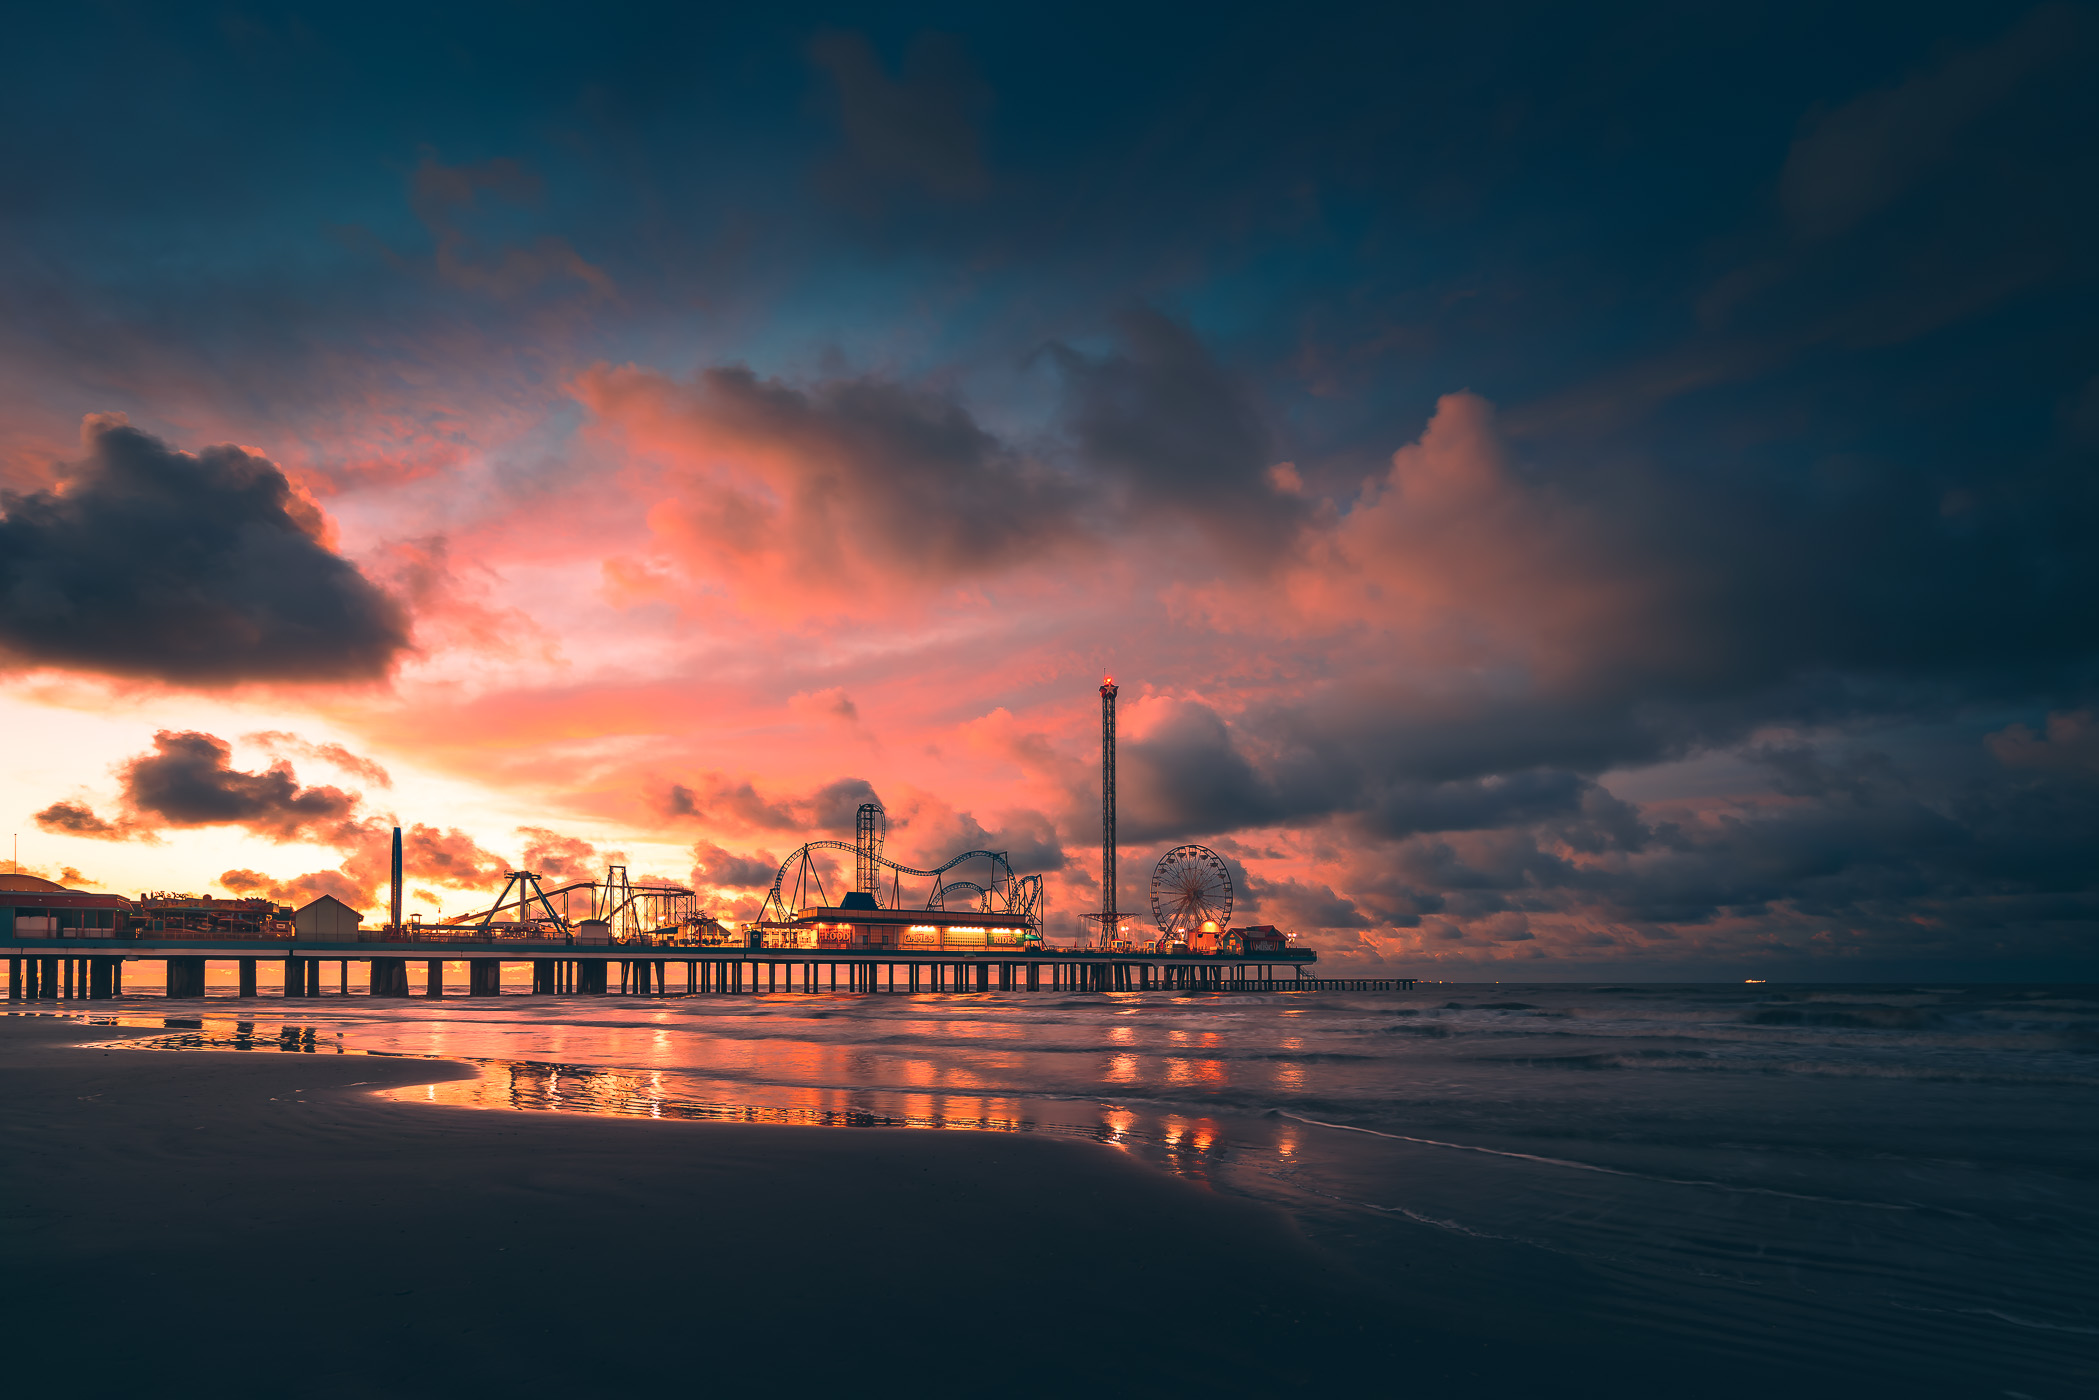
[3, 1013, 1875, 1398]
[5, 1015, 1448, 1397]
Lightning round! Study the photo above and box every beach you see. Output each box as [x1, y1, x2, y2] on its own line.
[5, 1013, 1437, 1399]
[7, 986, 2093, 1398]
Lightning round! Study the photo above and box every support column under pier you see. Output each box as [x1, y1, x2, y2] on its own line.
[237, 958, 257, 998]
[284, 955, 305, 997]
[467, 960, 502, 996]
[165, 956, 206, 999]
[369, 957, 410, 997]
[576, 960, 607, 994]
[426, 960, 444, 998]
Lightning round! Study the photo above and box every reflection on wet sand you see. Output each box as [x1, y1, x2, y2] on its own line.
[64, 1011, 1234, 1183]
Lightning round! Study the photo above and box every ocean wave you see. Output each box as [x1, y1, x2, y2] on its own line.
[1744, 1005, 1942, 1029]
[1273, 1111, 1961, 1213]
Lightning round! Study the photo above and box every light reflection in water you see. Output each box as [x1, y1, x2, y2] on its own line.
[64, 1011, 1240, 1180]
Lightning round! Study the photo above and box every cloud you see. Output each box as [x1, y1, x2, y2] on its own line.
[1987, 710, 2099, 776]
[516, 826, 602, 885]
[1778, 7, 2086, 240]
[30, 728, 525, 911]
[37, 730, 361, 843]
[1263, 391, 1677, 688]
[219, 866, 371, 911]
[690, 840, 780, 891]
[1245, 874, 1372, 931]
[372, 535, 563, 664]
[117, 730, 361, 839]
[32, 800, 141, 841]
[214, 820, 517, 916]
[656, 772, 883, 837]
[0, 418, 410, 684]
[810, 30, 990, 201]
[2, 861, 98, 888]
[1121, 699, 1280, 840]
[789, 687, 860, 724]
[578, 362, 1082, 610]
[337, 822, 511, 895]
[1052, 308, 1308, 558]
[408, 153, 616, 301]
[244, 732, 393, 788]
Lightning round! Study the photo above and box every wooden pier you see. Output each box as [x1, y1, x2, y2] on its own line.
[4, 939, 1414, 999]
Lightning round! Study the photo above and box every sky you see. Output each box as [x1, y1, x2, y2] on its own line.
[2, 1, 2095, 978]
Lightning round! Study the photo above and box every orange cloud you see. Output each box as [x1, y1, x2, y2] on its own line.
[573, 362, 1083, 618]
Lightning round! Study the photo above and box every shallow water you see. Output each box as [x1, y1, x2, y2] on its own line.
[40, 981, 2099, 1395]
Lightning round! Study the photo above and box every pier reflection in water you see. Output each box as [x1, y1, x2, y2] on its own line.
[66, 1008, 1243, 1185]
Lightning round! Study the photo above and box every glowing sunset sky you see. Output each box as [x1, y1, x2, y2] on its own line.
[3, 4, 2094, 976]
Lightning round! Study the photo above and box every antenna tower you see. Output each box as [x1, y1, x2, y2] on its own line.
[1080, 676, 1122, 947]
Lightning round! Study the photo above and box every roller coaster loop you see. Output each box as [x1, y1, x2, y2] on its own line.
[759, 840, 1044, 934]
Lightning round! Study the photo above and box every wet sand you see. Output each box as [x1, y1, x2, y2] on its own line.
[3, 1015, 1837, 1398]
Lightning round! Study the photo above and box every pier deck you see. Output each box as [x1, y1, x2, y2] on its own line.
[5, 938, 1414, 998]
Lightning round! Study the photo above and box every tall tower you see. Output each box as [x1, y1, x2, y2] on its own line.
[855, 801, 885, 902]
[1099, 676, 1118, 942]
[389, 826, 403, 934]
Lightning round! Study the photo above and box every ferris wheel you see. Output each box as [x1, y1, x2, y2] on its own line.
[1150, 845, 1234, 935]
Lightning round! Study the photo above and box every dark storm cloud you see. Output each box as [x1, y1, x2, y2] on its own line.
[1586, 750, 2099, 950]
[1052, 309, 1308, 557]
[33, 729, 361, 843]
[809, 30, 990, 201]
[1120, 700, 1281, 841]
[31, 800, 133, 841]
[117, 730, 360, 839]
[1121, 697, 1617, 847]
[977, 810, 1068, 875]
[0, 421, 409, 684]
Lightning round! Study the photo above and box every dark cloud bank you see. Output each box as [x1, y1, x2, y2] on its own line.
[0, 420, 408, 684]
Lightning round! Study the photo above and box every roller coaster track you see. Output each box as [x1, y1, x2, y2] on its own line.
[759, 841, 1042, 932]
[443, 876, 698, 936]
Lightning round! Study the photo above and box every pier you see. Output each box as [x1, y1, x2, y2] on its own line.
[5, 937, 1413, 999]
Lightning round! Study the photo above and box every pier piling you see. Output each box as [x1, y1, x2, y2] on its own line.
[165, 956, 206, 998]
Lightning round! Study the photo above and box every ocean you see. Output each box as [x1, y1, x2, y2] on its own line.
[47, 979, 2099, 1396]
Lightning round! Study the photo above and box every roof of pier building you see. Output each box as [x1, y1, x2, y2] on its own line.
[0, 873, 68, 892]
[293, 894, 364, 938]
